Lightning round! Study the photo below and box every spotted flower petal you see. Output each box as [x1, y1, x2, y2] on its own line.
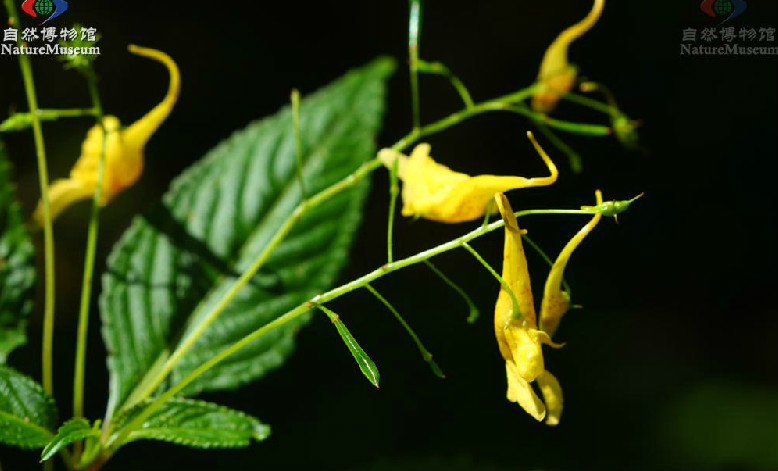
[539, 190, 603, 337]
[493, 192, 564, 422]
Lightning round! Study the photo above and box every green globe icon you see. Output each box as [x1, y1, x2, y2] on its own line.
[713, 0, 733, 16]
[33, 0, 53, 15]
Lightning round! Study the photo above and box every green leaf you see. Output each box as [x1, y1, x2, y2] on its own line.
[0, 365, 57, 449]
[318, 305, 380, 387]
[40, 418, 99, 461]
[111, 398, 269, 448]
[0, 141, 36, 363]
[101, 58, 394, 416]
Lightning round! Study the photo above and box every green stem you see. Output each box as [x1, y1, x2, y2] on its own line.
[521, 233, 571, 295]
[422, 260, 479, 324]
[110, 81, 607, 420]
[506, 104, 612, 136]
[3, 0, 56, 396]
[106, 206, 595, 453]
[416, 60, 474, 108]
[446, 73, 474, 109]
[518, 208, 598, 216]
[390, 87, 609, 149]
[36, 108, 98, 119]
[73, 67, 106, 421]
[481, 199, 494, 228]
[387, 157, 399, 263]
[117, 84, 539, 413]
[533, 121, 583, 173]
[0, 108, 97, 133]
[461, 242, 521, 321]
[408, 0, 422, 130]
[365, 283, 444, 378]
[119, 157, 386, 411]
[560, 91, 614, 115]
[72, 66, 106, 465]
[101, 79, 611, 466]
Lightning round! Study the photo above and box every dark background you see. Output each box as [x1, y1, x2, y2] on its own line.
[2, 1, 777, 470]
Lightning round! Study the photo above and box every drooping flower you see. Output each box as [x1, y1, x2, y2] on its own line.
[493, 193, 563, 424]
[531, 0, 605, 113]
[539, 190, 603, 337]
[493, 190, 603, 425]
[377, 132, 558, 224]
[32, 45, 180, 225]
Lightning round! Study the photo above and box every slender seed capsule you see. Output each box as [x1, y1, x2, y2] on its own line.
[581, 193, 643, 219]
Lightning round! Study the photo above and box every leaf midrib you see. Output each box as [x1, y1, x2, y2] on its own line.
[0, 408, 54, 441]
[116, 75, 369, 412]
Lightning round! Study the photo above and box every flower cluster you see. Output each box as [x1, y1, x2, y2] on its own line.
[380, 136, 606, 424]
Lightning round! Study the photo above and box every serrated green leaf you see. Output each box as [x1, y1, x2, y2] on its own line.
[0, 365, 57, 449]
[0, 141, 36, 363]
[111, 398, 269, 448]
[101, 58, 394, 416]
[40, 418, 99, 461]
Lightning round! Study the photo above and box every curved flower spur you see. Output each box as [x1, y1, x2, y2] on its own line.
[532, 0, 605, 114]
[377, 131, 558, 224]
[32, 45, 180, 226]
[493, 190, 602, 425]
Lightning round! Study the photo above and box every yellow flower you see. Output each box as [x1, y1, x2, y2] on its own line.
[531, 0, 605, 113]
[33, 45, 180, 225]
[493, 193, 562, 424]
[377, 132, 558, 224]
[493, 190, 602, 425]
[539, 190, 603, 336]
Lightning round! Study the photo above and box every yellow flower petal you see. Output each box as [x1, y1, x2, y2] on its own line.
[504, 325, 546, 382]
[378, 134, 557, 223]
[532, 0, 605, 113]
[32, 46, 179, 226]
[537, 370, 563, 426]
[506, 362, 546, 421]
[41, 178, 97, 223]
[493, 192, 536, 328]
[539, 190, 603, 337]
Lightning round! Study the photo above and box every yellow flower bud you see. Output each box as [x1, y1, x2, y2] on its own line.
[532, 0, 605, 113]
[33, 45, 180, 226]
[378, 132, 558, 224]
[505, 326, 546, 381]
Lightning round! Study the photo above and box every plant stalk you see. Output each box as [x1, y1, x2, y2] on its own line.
[3, 0, 57, 396]
[73, 67, 107, 423]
